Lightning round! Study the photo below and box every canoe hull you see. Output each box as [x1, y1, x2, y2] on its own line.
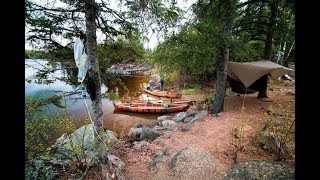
[143, 88, 182, 98]
[114, 103, 189, 113]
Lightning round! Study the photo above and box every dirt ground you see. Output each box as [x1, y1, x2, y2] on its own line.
[110, 79, 295, 179]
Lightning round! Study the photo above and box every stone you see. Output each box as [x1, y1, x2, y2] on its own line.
[128, 127, 143, 141]
[157, 115, 173, 121]
[175, 112, 188, 123]
[169, 147, 219, 179]
[163, 147, 172, 156]
[161, 120, 177, 128]
[183, 117, 193, 123]
[186, 111, 198, 118]
[153, 125, 168, 131]
[54, 124, 97, 159]
[190, 116, 201, 123]
[107, 154, 125, 170]
[133, 140, 151, 151]
[181, 123, 192, 132]
[194, 110, 208, 119]
[140, 127, 161, 141]
[150, 150, 165, 170]
[257, 131, 285, 157]
[157, 115, 173, 126]
[225, 160, 294, 180]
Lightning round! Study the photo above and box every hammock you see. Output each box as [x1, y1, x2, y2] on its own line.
[227, 60, 294, 94]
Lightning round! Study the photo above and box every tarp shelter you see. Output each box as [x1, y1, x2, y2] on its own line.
[227, 60, 294, 88]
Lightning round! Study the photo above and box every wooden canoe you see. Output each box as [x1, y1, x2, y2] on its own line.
[113, 102, 189, 113]
[143, 88, 182, 98]
[130, 99, 193, 105]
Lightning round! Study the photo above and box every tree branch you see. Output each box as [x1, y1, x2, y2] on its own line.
[243, 36, 265, 43]
[27, 1, 80, 13]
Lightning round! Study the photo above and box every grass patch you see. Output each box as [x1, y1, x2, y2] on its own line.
[181, 84, 200, 95]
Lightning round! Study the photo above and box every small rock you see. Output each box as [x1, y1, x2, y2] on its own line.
[183, 117, 193, 123]
[216, 112, 223, 116]
[157, 115, 173, 125]
[162, 131, 173, 138]
[163, 147, 172, 155]
[128, 127, 143, 141]
[161, 120, 177, 128]
[186, 111, 198, 118]
[107, 154, 125, 170]
[151, 150, 165, 170]
[195, 110, 208, 119]
[153, 125, 168, 131]
[133, 140, 151, 151]
[257, 130, 285, 157]
[152, 139, 166, 147]
[157, 115, 173, 121]
[181, 123, 192, 132]
[189, 116, 202, 124]
[140, 127, 161, 141]
[175, 112, 188, 123]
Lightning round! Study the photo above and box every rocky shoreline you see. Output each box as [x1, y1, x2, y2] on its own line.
[107, 60, 152, 76]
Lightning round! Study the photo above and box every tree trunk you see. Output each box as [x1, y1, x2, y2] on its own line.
[213, 47, 229, 114]
[84, 1, 111, 178]
[259, 0, 277, 99]
[264, 30, 273, 61]
[257, 74, 268, 99]
[213, 0, 235, 115]
[84, 0, 104, 140]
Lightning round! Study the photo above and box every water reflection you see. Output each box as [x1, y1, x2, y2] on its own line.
[25, 59, 159, 134]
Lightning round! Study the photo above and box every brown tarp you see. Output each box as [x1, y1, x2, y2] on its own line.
[227, 60, 294, 88]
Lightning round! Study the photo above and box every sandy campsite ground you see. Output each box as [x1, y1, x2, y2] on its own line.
[111, 80, 295, 179]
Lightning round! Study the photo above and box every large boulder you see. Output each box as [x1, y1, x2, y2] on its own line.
[225, 160, 294, 180]
[54, 124, 118, 160]
[169, 147, 219, 179]
[43, 125, 124, 180]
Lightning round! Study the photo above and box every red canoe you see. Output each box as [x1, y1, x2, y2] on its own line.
[113, 102, 189, 113]
[143, 88, 182, 98]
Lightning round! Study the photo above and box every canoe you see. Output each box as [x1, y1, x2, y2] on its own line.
[143, 88, 182, 98]
[113, 102, 189, 113]
[130, 99, 193, 105]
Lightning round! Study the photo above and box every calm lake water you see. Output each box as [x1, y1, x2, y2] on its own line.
[25, 59, 160, 135]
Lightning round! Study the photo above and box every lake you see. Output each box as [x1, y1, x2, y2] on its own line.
[25, 59, 160, 135]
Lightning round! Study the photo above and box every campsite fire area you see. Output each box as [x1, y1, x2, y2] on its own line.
[111, 78, 295, 179]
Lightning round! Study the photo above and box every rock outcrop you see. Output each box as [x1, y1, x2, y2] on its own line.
[225, 160, 294, 180]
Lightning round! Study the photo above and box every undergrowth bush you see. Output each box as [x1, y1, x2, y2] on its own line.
[25, 92, 110, 179]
